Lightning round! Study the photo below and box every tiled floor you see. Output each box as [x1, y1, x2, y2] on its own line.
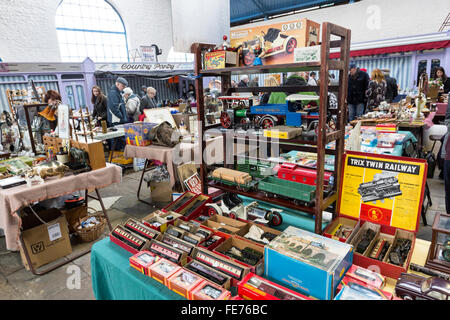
[0, 166, 445, 300]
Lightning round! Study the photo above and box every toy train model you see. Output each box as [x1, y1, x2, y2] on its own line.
[209, 163, 333, 206]
[358, 176, 402, 203]
[218, 95, 318, 130]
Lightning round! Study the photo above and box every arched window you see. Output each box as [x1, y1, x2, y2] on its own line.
[56, 0, 129, 62]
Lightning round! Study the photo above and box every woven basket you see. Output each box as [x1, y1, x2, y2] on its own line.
[74, 214, 106, 242]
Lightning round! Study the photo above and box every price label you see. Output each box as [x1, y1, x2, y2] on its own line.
[48, 223, 62, 242]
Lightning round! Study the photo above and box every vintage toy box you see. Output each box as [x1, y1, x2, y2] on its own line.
[265, 226, 353, 300]
[184, 259, 232, 289]
[376, 123, 397, 133]
[263, 125, 302, 140]
[238, 272, 314, 300]
[124, 218, 162, 242]
[160, 233, 196, 257]
[214, 236, 265, 276]
[109, 225, 150, 255]
[176, 194, 212, 221]
[198, 234, 226, 251]
[163, 191, 198, 213]
[129, 250, 160, 276]
[148, 239, 187, 266]
[192, 247, 250, 286]
[190, 280, 232, 300]
[322, 216, 360, 243]
[334, 281, 392, 300]
[149, 258, 182, 286]
[340, 264, 386, 290]
[334, 151, 427, 279]
[230, 18, 320, 66]
[235, 222, 282, 247]
[201, 214, 248, 238]
[124, 122, 158, 146]
[204, 50, 239, 70]
[142, 210, 181, 233]
[167, 268, 205, 299]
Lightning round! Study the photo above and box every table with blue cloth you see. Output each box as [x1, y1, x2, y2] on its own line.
[91, 237, 184, 300]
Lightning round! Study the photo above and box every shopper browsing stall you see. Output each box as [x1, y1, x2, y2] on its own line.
[434, 67, 450, 94]
[123, 87, 141, 123]
[91, 85, 107, 126]
[381, 69, 398, 103]
[366, 68, 387, 112]
[238, 75, 250, 87]
[347, 64, 369, 122]
[41, 89, 62, 130]
[107, 77, 128, 126]
[140, 87, 158, 112]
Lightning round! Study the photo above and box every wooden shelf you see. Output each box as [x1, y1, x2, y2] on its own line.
[200, 62, 322, 76]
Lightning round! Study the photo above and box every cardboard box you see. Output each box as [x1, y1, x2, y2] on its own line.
[177, 194, 212, 221]
[230, 18, 320, 66]
[322, 216, 360, 243]
[20, 208, 72, 270]
[204, 50, 239, 70]
[148, 239, 187, 266]
[149, 258, 182, 286]
[214, 236, 265, 276]
[123, 218, 162, 242]
[340, 264, 386, 291]
[71, 139, 106, 171]
[109, 225, 150, 255]
[199, 234, 226, 251]
[335, 151, 427, 279]
[167, 268, 205, 299]
[190, 280, 232, 300]
[235, 222, 282, 247]
[263, 126, 302, 139]
[129, 250, 160, 276]
[238, 272, 314, 300]
[163, 191, 198, 213]
[207, 214, 248, 229]
[184, 260, 232, 290]
[160, 233, 196, 256]
[124, 122, 158, 146]
[172, 113, 198, 134]
[142, 210, 181, 232]
[265, 226, 353, 300]
[192, 247, 250, 286]
[150, 180, 172, 203]
[201, 220, 241, 238]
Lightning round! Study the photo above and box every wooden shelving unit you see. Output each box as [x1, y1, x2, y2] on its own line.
[191, 22, 351, 234]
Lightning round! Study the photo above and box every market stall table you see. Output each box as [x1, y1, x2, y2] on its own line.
[91, 127, 125, 162]
[90, 236, 433, 300]
[0, 163, 122, 275]
[124, 136, 223, 205]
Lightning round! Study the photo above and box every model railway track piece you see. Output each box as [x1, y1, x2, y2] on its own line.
[185, 261, 228, 286]
[110, 225, 148, 252]
[124, 219, 161, 242]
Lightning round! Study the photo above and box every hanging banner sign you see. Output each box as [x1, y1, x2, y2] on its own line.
[95, 62, 194, 73]
[338, 151, 427, 232]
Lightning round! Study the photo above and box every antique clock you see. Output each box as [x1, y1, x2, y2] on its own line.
[425, 213, 450, 274]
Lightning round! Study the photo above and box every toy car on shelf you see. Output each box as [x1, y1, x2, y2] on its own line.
[241, 28, 297, 66]
[395, 273, 450, 300]
[205, 193, 283, 227]
[235, 158, 275, 179]
[208, 168, 258, 192]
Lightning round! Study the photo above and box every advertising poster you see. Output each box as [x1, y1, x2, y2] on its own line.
[230, 18, 320, 66]
[184, 173, 202, 194]
[338, 152, 427, 232]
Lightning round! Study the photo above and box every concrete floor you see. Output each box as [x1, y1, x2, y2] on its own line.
[0, 166, 445, 300]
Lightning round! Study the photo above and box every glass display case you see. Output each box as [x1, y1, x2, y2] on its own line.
[425, 213, 450, 274]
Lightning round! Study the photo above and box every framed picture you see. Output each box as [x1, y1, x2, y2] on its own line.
[177, 163, 198, 191]
[143, 107, 177, 128]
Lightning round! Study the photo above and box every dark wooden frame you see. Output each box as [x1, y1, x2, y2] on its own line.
[425, 213, 450, 274]
[23, 103, 49, 155]
[191, 22, 351, 234]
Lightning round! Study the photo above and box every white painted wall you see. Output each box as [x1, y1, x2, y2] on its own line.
[171, 0, 230, 53]
[0, 0, 174, 62]
[232, 0, 450, 44]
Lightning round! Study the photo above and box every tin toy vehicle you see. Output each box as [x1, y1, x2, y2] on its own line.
[257, 176, 316, 205]
[395, 273, 450, 300]
[241, 28, 297, 66]
[205, 193, 283, 227]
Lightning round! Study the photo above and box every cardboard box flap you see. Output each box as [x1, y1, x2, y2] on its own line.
[338, 151, 427, 233]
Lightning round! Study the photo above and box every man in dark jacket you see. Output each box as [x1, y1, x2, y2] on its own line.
[107, 77, 128, 126]
[381, 69, 398, 103]
[347, 64, 369, 122]
[238, 75, 249, 87]
[140, 87, 158, 114]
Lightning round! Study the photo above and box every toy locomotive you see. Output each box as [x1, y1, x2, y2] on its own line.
[358, 176, 402, 203]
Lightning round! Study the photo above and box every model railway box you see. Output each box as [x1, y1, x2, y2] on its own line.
[129, 250, 160, 276]
[230, 18, 320, 66]
[192, 247, 251, 286]
[235, 222, 282, 247]
[184, 260, 232, 290]
[334, 151, 427, 279]
[109, 225, 150, 255]
[204, 50, 239, 70]
[148, 239, 188, 266]
[142, 210, 181, 233]
[238, 272, 314, 300]
[190, 280, 232, 300]
[265, 226, 353, 300]
[199, 234, 226, 251]
[167, 268, 205, 299]
[124, 122, 158, 146]
[201, 214, 248, 238]
[263, 125, 302, 139]
[163, 191, 198, 213]
[149, 258, 182, 286]
[214, 236, 265, 276]
[176, 194, 212, 221]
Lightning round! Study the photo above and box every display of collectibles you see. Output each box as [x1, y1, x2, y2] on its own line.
[265, 226, 353, 300]
[324, 151, 427, 279]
